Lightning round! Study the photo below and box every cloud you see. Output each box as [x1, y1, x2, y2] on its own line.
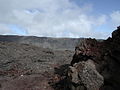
[0, 0, 111, 39]
[110, 11, 120, 26]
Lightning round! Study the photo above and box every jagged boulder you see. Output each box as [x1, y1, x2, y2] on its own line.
[69, 26, 120, 90]
[68, 60, 104, 90]
[70, 38, 102, 66]
[112, 26, 120, 41]
[48, 26, 120, 90]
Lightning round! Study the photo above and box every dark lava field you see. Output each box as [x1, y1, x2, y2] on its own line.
[0, 27, 120, 90]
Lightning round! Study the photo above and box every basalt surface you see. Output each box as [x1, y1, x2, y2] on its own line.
[0, 42, 74, 90]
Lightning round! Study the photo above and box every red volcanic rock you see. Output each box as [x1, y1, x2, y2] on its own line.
[69, 27, 120, 90]
[71, 38, 102, 66]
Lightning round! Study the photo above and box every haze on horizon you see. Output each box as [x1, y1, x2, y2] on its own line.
[0, 0, 120, 39]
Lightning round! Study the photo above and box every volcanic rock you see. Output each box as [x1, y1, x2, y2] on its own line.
[68, 60, 104, 90]
[69, 26, 120, 90]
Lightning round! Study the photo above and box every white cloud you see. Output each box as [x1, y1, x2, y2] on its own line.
[0, 0, 110, 38]
[110, 11, 120, 26]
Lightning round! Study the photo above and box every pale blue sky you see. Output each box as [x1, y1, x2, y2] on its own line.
[0, 0, 120, 39]
[74, 0, 120, 32]
[8, 24, 27, 35]
[73, 0, 120, 14]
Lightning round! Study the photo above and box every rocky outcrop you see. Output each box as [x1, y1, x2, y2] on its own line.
[50, 26, 120, 90]
[68, 26, 120, 90]
[68, 60, 104, 90]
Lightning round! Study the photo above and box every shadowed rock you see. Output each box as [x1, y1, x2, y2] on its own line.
[69, 26, 120, 90]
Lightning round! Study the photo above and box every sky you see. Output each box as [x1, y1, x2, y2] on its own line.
[0, 0, 120, 39]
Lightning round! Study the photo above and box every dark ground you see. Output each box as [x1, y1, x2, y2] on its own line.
[0, 42, 74, 90]
[0, 27, 119, 90]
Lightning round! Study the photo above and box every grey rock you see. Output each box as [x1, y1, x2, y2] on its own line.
[68, 60, 104, 90]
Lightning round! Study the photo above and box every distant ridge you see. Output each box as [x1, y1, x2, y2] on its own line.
[0, 35, 85, 50]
